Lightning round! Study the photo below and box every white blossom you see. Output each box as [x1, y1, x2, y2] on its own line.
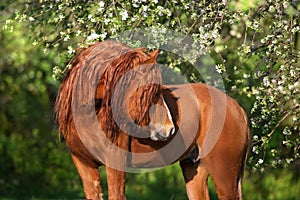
[28, 16, 35, 21]
[67, 46, 74, 54]
[87, 32, 100, 41]
[99, 32, 107, 40]
[120, 9, 128, 21]
[215, 64, 224, 74]
[104, 18, 110, 25]
[99, 1, 105, 8]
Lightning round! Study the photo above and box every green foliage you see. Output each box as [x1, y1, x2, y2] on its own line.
[243, 168, 300, 200]
[0, 0, 299, 199]
[126, 165, 187, 200]
[0, 21, 81, 199]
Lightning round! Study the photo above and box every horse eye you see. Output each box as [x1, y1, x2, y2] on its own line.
[153, 91, 160, 100]
[157, 90, 162, 97]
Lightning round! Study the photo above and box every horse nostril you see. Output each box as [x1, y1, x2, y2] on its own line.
[155, 132, 168, 141]
[169, 127, 175, 135]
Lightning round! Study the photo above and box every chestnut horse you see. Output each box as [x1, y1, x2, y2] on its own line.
[55, 41, 250, 200]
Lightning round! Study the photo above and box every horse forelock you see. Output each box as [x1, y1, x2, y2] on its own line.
[127, 65, 162, 124]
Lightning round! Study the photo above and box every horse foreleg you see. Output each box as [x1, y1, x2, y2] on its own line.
[71, 154, 103, 200]
[180, 161, 210, 200]
[106, 166, 126, 200]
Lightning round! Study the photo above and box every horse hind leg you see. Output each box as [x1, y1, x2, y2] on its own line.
[203, 153, 244, 200]
[71, 154, 103, 200]
[205, 132, 249, 199]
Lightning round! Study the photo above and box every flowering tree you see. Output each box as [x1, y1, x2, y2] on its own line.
[3, 0, 299, 171]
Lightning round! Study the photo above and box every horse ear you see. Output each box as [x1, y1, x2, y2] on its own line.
[149, 49, 159, 63]
[150, 49, 159, 59]
[143, 49, 159, 64]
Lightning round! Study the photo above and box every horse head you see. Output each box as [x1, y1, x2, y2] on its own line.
[66, 41, 176, 142]
[121, 49, 176, 141]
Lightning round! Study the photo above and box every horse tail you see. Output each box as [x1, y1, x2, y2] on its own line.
[237, 108, 251, 200]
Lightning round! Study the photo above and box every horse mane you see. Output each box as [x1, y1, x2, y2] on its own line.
[55, 40, 161, 140]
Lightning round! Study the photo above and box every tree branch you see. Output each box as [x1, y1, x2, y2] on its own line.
[267, 105, 299, 138]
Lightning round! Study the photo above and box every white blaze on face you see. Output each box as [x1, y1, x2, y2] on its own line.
[162, 96, 175, 135]
[149, 95, 175, 141]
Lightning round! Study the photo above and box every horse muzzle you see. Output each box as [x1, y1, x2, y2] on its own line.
[150, 124, 175, 141]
